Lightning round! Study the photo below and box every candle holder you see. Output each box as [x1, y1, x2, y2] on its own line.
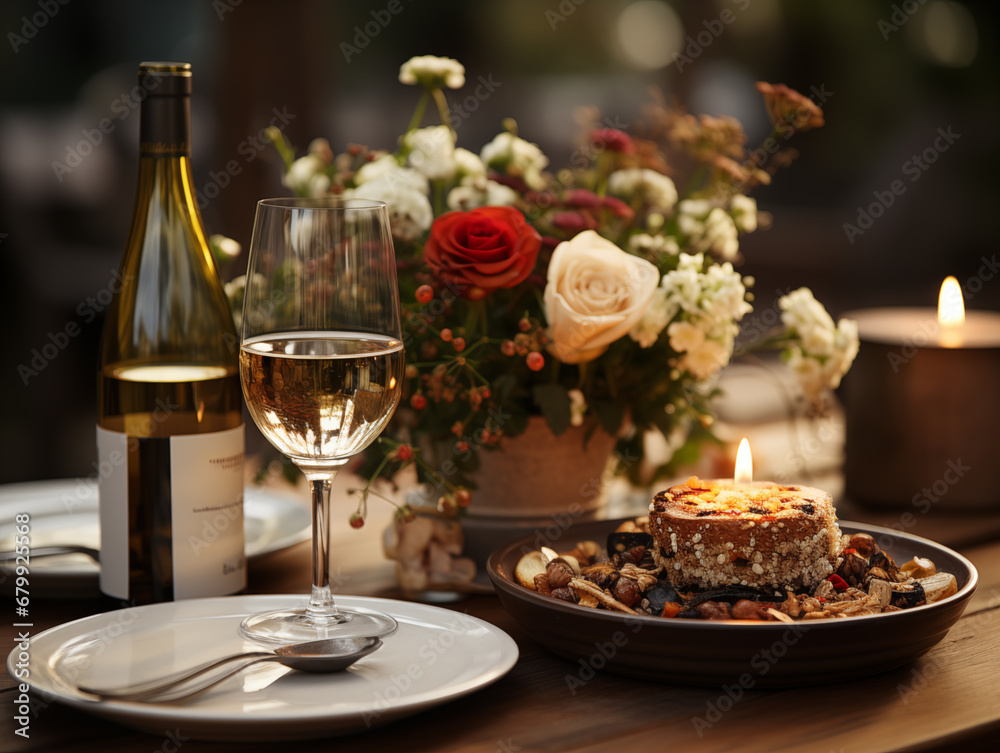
[842, 306, 1000, 510]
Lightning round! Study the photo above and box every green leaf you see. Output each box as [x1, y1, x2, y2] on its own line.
[590, 400, 625, 436]
[492, 374, 518, 402]
[532, 383, 572, 436]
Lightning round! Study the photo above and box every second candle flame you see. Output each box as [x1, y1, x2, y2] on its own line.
[735, 437, 753, 485]
[937, 276, 965, 348]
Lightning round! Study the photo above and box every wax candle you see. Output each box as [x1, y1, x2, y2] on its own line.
[842, 278, 1000, 509]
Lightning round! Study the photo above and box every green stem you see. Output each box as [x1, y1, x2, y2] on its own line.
[432, 88, 452, 129]
[432, 178, 446, 217]
[472, 299, 488, 339]
[407, 90, 431, 133]
[683, 165, 708, 199]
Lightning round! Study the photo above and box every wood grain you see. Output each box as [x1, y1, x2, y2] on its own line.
[3, 533, 999, 752]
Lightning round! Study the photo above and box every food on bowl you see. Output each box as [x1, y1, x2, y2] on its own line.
[648, 477, 841, 589]
[514, 516, 958, 622]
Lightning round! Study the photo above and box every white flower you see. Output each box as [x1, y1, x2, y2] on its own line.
[404, 125, 456, 181]
[681, 339, 731, 380]
[658, 256, 752, 381]
[223, 273, 265, 332]
[568, 389, 587, 427]
[628, 233, 680, 257]
[677, 199, 710, 238]
[659, 253, 705, 316]
[283, 155, 329, 197]
[354, 154, 429, 194]
[677, 200, 740, 260]
[308, 137, 334, 164]
[209, 234, 241, 260]
[701, 261, 753, 322]
[453, 147, 486, 181]
[779, 288, 860, 403]
[345, 175, 432, 242]
[678, 199, 712, 217]
[702, 208, 739, 260]
[779, 288, 837, 356]
[480, 132, 549, 190]
[667, 321, 705, 353]
[730, 194, 757, 233]
[607, 168, 678, 212]
[398, 55, 465, 89]
[544, 230, 659, 364]
[628, 287, 674, 348]
[446, 176, 519, 211]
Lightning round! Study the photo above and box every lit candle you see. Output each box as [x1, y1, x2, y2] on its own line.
[842, 279, 1000, 509]
[734, 437, 753, 486]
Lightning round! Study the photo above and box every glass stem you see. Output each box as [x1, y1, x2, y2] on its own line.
[305, 473, 345, 626]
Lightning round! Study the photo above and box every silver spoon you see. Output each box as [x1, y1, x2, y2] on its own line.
[0, 545, 100, 563]
[78, 635, 382, 704]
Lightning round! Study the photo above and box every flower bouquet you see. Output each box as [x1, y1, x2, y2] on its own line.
[247, 56, 858, 537]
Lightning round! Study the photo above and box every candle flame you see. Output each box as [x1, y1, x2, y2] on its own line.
[735, 438, 753, 485]
[938, 276, 965, 327]
[938, 276, 965, 348]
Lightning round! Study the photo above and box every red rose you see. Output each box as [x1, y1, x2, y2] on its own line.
[424, 207, 542, 299]
[590, 128, 634, 154]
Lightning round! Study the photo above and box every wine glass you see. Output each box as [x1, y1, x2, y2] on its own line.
[239, 197, 403, 645]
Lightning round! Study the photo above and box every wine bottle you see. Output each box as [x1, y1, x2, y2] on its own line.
[97, 62, 245, 605]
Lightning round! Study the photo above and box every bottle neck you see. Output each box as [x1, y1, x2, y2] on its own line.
[139, 93, 191, 157]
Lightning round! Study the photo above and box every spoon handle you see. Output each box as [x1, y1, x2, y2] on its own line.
[78, 651, 275, 702]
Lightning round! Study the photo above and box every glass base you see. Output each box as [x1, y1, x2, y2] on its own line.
[239, 606, 398, 647]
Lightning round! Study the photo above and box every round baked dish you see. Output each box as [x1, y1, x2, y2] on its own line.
[487, 519, 977, 687]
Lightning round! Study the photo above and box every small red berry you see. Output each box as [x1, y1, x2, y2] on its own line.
[453, 337, 466, 352]
[481, 388, 491, 399]
[437, 496, 458, 515]
[526, 351, 545, 371]
[349, 513, 365, 529]
[519, 318, 532, 332]
[440, 328, 453, 342]
[410, 394, 428, 410]
[456, 440, 470, 453]
[415, 285, 434, 304]
[395, 445, 414, 462]
[456, 489, 472, 507]
[501, 340, 516, 357]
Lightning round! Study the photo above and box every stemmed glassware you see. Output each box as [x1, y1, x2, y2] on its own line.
[238, 198, 404, 645]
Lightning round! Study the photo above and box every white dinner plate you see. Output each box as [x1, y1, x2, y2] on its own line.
[8, 594, 519, 740]
[0, 479, 311, 598]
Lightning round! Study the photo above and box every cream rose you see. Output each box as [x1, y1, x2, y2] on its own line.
[544, 230, 659, 364]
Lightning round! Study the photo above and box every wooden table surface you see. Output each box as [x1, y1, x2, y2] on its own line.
[3, 488, 1000, 753]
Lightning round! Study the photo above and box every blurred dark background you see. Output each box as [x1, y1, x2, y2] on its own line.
[1, 0, 998, 483]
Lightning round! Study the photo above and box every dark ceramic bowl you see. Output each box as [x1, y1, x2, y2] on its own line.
[487, 519, 977, 687]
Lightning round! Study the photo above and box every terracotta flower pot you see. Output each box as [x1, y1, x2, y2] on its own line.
[393, 416, 621, 595]
[464, 415, 619, 520]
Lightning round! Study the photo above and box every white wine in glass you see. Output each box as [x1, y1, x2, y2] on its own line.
[239, 198, 404, 645]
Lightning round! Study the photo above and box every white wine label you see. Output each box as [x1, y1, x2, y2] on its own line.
[170, 425, 246, 599]
[96, 424, 246, 601]
[97, 426, 130, 600]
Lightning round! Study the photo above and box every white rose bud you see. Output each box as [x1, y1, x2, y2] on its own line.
[544, 230, 659, 364]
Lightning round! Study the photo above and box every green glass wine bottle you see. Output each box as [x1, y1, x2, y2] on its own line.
[97, 62, 245, 605]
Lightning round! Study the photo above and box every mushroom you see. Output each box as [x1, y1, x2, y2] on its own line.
[515, 551, 550, 589]
[917, 572, 958, 603]
[900, 556, 937, 580]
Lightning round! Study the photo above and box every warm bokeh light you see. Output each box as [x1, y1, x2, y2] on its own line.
[938, 276, 965, 348]
[909, 0, 978, 68]
[735, 437, 753, 485]
[614, 0, 682, 70]
[937, 276, 965, 326]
